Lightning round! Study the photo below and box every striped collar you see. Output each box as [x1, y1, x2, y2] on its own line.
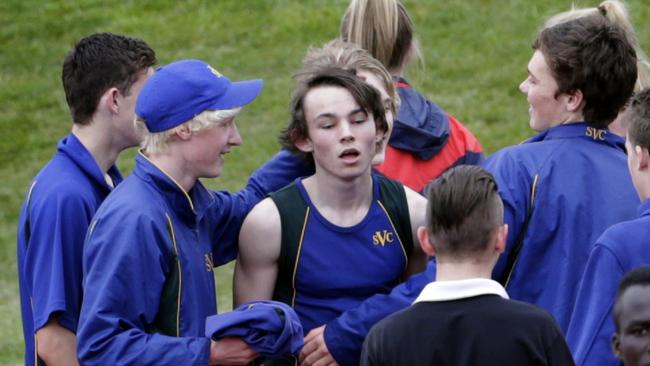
[414, 278, 509, 304]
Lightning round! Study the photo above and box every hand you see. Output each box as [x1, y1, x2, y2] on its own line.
[299, 325, 340, 366]
[209, 337, 258, 366]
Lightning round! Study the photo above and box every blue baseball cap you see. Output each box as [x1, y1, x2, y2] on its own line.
[136, 59, 263, 133]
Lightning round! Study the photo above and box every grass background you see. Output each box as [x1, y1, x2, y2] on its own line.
[1, 0, 648, 364]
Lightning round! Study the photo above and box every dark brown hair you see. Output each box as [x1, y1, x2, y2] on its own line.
[623, 88, 650, 148]
[425, 165, 503, 259]
[62, 32, 156, 125]
[533, 15, 637, 128]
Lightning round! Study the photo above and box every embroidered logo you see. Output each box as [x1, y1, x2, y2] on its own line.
[372, 230, 395, 246]
[585, 126, 606, 141]
[207, 65, 222, 78]
[204, 253, 214, 272]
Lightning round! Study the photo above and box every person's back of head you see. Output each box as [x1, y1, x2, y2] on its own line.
[534, 14, 637, 129]
[544, 0, 650, 93]
[424, 165, 504, 263]
[340, 0, 416, 72]
[612, 266, 650, 366]
[62, 32, 156, 125]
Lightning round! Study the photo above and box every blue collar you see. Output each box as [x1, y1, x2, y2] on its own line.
[524, 122, 625, 152]
[638, 198, 650, 217]
[58, 133, 123, 193]
[134, 152, 215, 224]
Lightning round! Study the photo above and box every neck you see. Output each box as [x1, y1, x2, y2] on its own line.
[435, 260, 495, 282]
[72, 123, 122, 174]
[302, 170, 373, 226]
[143, 150, 196, 192]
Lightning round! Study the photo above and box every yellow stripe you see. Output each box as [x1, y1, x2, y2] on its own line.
[140, 150, 195, 213]
[505, 174, 539, 287]
[376, 200, 408, 270]
[165, 213, 182, 337]
[290, 207, 310, 307]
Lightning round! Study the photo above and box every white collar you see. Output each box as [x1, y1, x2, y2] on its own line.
[413, 278, 509, 304]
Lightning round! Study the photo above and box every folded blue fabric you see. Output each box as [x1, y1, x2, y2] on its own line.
[205, 300, 304, 357]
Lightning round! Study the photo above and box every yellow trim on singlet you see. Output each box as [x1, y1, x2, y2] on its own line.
[290, 207, 311, 307]
[165, 213, 182, 336]
[377, 200, 409, 270]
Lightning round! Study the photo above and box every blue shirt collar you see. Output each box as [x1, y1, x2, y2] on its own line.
[134, 151, 215, 223]
[524, 122, 625, 152]
[58, 133, 123, 193]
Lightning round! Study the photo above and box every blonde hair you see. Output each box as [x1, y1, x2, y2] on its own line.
[544, 0, 650, 92]
[340, 0, 420, 72]
[135, 108, 241, 153]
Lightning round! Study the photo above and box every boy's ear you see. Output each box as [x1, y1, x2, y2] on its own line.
[417, 226, 436, 257]
[175, 124, 192, 141]
[565, 88, 584, 113]
[611, 333, 622, 359]
[295, 136, 313, 153]
[494, 224, 508, 254]
[99, 87, 120, 115]
[636, 145, 650, 171]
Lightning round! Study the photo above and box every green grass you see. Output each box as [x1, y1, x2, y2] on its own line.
[1, 0, 649, 363]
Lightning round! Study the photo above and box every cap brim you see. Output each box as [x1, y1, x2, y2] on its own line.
[210, 79, 263, 110]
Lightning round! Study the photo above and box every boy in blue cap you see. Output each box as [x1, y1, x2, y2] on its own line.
[566, 88, 650, 366]
[76, 59, 287, 365]
[17, 32, 155, 366]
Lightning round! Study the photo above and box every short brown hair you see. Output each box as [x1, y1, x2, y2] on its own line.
[533, 15, 637, 129]
[62, 32, 156, 125]
[425, 165, 503, 259]
[280, 68, 388, 163]
[622, 88, 650, 149]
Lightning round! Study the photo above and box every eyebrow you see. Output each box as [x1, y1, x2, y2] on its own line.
[315, 107, 366, 120]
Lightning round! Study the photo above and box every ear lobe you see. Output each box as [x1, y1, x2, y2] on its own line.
[417, 226, 435, 257]
[636, 145, 649, 170]
[494, 224, 508, 254]
[295, 136, 313, 153]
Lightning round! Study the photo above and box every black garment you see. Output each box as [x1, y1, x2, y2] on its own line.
[361, 295, 575, 366]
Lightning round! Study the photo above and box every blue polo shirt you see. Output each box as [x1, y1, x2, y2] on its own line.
[566, 198, 650, 366]
[483, 122, 639, 331]
[17, 133, 122, 366]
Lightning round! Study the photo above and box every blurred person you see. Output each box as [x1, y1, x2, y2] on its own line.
[341, 0, 483, 194]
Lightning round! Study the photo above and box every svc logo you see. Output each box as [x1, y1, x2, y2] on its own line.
[372, 230, 394, 246]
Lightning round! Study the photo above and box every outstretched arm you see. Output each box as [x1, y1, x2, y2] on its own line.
[233, 198, 282, 306]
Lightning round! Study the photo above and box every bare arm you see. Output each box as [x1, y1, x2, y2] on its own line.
[404, 186, 428, 277]
[233, 198, 282, 306]
[35, 316, 79, 366]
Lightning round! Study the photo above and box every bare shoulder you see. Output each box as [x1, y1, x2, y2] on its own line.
[239, 197, 281, 259]
[403, 186, 427, 229]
